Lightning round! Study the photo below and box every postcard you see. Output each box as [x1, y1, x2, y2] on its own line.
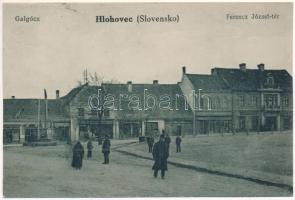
[2, 2, 293, 197]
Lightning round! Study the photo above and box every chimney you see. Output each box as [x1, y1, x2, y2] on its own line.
[11, 96, 15, 99]
[182, 66, 186, 74]
[239, 63, 246, 71]
[56, 90, 60, 99]
[153, 80, 158, 84]
[127, 81, 132, 92]
[257, 63, 265, 71]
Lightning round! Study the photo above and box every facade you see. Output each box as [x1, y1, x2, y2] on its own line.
[3, 96, 70, 144]
[212, 63, 293, 133]
[3, 63, 292, 143]
[179, 68, 233, 135]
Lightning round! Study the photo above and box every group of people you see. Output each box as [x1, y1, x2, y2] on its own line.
[71, 130, 183, 180]
[71, 135, 111, 170]
[147, 131, 182, 153]
[150, 130, 182, 179]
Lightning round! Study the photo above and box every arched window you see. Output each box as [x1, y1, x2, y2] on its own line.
[200, 95, 212, 110]
[223, 96, 229, 108]
[215, 96, 221, 109]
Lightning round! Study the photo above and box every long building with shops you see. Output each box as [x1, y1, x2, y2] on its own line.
[3, 63, 292, 144]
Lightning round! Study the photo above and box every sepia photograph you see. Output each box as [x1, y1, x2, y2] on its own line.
[2, 2, 293, 197]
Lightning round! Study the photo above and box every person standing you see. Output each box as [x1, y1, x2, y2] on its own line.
[150, 136, 154, 152]
[71, 141, 84, 170]
[146, 136, 151, 153]
[176, 135, 182, 153]
[87, 138, 93, 159]
[147, 136, 154, 153]
[164, 131, 171, 149]
[102, 135, 111, 164]
[152, 134, 169, 179]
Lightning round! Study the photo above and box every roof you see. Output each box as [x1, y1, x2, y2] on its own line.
[102, 83, 193, 120]
[60, 83, 88, 104]
[212, 68, 292, 91]
[3, 98, 69, 122]
[185, 74, 230, 91]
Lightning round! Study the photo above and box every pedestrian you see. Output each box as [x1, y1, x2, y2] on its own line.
[102, 135, 111, 164]
[164, 131, 171, 149]
[9, 133, 13, 143]
[150, 136, 154, 152]
[87, 138, 93, 159]
[176, 135, 182, 153]
[71, 141, 84, 170]
[146, 136, 151, 153]
[152, 134, 169, 179]
[98, 134, 103, 145]
[147, 136, 154, 153]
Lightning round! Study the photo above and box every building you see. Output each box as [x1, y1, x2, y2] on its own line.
[3, 63, 292, 144]
[179, 67, 233, 135]
[212, 63, 293, 133]
[3, 94, 70, 144]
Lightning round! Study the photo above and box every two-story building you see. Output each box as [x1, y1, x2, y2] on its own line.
[212, 63, 293, 132]
[179, 67, 233, 135]
[3, 63, 292, 143]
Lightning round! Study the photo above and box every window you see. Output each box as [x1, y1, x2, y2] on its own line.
[283, 117, 291, 130]
[251, 116, 259, 131]
[266, 73, 275, 87]
[78, 108, 84, 117]
[239, 95, 245, 107]
[215, 97, 221, 109]
[239, 116, 246, 131]
[104, 110, 110, 117]
[223, 97, 229, 108]
[251, 96, 258, 107]
[91, 109, 98, 115]
[282, 96, 289, 107]
[200, 95, 212, 110]
[264, 94, 278, 108]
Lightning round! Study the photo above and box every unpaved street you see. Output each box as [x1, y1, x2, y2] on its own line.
[3, 142, 291, 197]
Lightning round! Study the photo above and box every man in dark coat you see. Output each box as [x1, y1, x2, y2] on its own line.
[71, 141, 84, 170]
[152, 134, 169, 179]
[102, 135, 111, 164]
[87, 138, 93, 159]
[176, 135, 182, 153]
[147, 136, 154, 153]
[150, 136, 154, 152]
[164, 131, 171, 150]
[146, 136, 151, 152]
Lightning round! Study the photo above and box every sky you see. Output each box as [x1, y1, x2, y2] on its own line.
[3, 3, 293, 99]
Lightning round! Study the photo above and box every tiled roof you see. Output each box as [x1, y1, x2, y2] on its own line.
[60, 83, 88, 104]
[185, 74, 230, 91]
[102, 83, 193, 120]
[212, 68, 292, 91]
[3, 99, 69, 122]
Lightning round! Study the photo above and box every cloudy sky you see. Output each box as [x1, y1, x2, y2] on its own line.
[3, 3, 293, 99]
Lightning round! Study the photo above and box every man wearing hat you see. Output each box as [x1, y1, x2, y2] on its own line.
[152, 134, 169, 179]
[102, 135, 111, 164]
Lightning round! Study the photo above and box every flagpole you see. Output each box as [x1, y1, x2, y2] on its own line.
[45, 99, 48, 128]
[44, 89, 47, 130]
[38, 99, 40, 139]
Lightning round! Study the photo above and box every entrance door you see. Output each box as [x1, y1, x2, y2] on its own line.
[199, 120, 209, 134]
[146, 122, 158, 136]
[264, 117, 277, 131]
[239, 116, 246, 132]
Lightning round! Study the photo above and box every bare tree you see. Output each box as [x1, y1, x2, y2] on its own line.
[78, 70, 120, 86]
[80, 69, 119, 144]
